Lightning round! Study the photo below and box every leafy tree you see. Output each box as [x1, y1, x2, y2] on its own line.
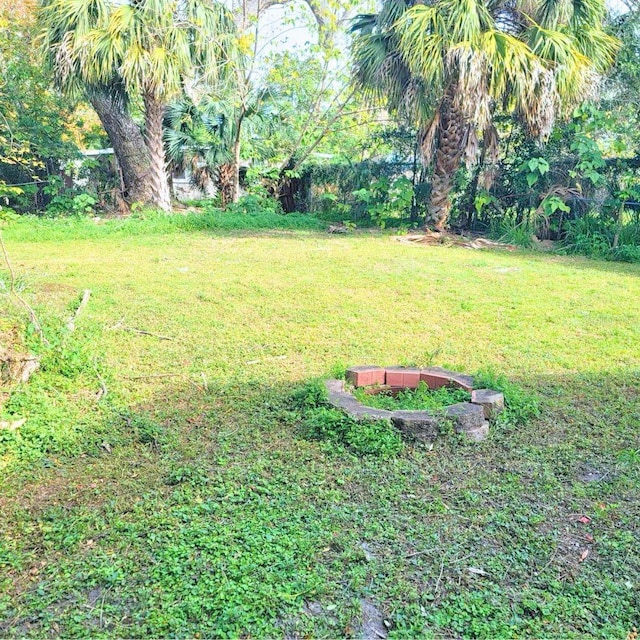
[38, 0, 236, 210]
[0, 0, 77, 211]
[352, 0, 618, 230]
[217, 0, 372, 208]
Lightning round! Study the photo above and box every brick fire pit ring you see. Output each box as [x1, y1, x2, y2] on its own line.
[325, 366, 504, 443]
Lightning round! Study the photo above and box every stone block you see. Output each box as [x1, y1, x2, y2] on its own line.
[449, 374, 475, 392]
[420, 371, 452, 389]
[325, 379, 393, 421]
[464, 421, 490, 442]
[471, 389, 505, 418]
[444, 402, 485, 432]
[346, 366, 386, 388]
[391, 411, 440, 443]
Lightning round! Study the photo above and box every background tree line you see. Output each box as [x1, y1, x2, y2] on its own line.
[1, 0, 639, 262]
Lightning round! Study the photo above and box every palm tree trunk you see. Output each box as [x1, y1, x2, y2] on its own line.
[89, 87, 154, 207]
[143, 92, 172, 211]
[217, 164, 235, 207]
[426, 89, 466, 231]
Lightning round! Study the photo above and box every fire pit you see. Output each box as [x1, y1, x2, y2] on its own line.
[325, 366, 504, 442]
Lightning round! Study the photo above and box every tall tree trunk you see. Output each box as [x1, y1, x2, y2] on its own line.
[143, 92, 172, 211]
[466, 136, 488, 231]
[276, 158, 298, 213]
[426, 89, 466, 231]
[89, 88, 154, 207]
[217, 163, 234, 207]
[230, 108, 246, 204]
[232, 135, 241, 204]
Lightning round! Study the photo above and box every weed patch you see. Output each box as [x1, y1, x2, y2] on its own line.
[354, 381, 470, 412]
[474, 368, 540, 427]
[296, 395, 404, 458]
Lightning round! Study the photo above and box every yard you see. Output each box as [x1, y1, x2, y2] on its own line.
[1, 216, 639, 637]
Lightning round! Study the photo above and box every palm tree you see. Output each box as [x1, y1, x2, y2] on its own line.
[164, 89, 279, 206]
[352, 0, 619, 230]
[38, 0, 235, 211]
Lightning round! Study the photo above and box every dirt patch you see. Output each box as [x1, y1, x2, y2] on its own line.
[358, 598, 388, 639]
[396, 232, 518, 251]
[577, 465, 611, 483]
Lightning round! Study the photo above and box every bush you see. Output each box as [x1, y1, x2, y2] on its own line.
[301, 407, 403, 458]
[224, 192, 283, 216]
[489, 213, 536, 248]
[611, 244, 640, 263]
[290, 379, 328, 409]
[561, 213, 640, 263]
[45, 192, 97, 218]
[561, 214, 613, 258]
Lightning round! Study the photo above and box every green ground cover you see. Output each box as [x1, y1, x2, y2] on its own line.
[0, 214, 639, 637]
[353, 382, 472, 413]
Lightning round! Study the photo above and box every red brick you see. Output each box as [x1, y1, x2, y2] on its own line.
[384, 367, 404, 387]
[402, 369, 421, 389]
[346, 366, 386, 388]
[385, 367, 421, 389]
[420, 371, 452, 389]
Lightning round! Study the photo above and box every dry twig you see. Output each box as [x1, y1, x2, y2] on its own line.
[67, 289, 91, 332]
[109, 318, 175, 341]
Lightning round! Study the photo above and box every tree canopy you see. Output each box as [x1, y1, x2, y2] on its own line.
[352, 0, 619, 228]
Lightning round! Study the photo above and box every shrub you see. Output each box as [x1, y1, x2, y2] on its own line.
[611, 244, 640, 263]
[223, 192, 283, 216]
[489, 215, 536, 248]
[300, 407, 403, 458]
[352, 175, 414, 228]
[290, 379, 328, 410]
[45, 192, 97, 218]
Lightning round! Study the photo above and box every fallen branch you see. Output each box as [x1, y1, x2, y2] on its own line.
[0, 231, 48, 345]
[0, 417, 26, 431]
[109, 319, 175, 341]
[67, 289, 91, 332]
[121, 327, 175, 341]
[124, 373, 183, 380]
[0, 351, 40, 384]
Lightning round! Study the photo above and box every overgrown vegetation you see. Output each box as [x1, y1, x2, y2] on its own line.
[353, 382, 471, 412]
[2, 0, 640, 263]
[1, 0, 640, 635]
[292, 379, 404, 457]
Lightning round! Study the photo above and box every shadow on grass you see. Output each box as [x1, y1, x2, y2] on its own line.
[1, 368, 638, 637]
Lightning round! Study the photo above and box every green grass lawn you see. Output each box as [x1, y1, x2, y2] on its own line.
[1, 215, 639, 638]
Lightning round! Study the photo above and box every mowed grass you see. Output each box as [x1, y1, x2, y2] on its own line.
[1, 216, 639, 638]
